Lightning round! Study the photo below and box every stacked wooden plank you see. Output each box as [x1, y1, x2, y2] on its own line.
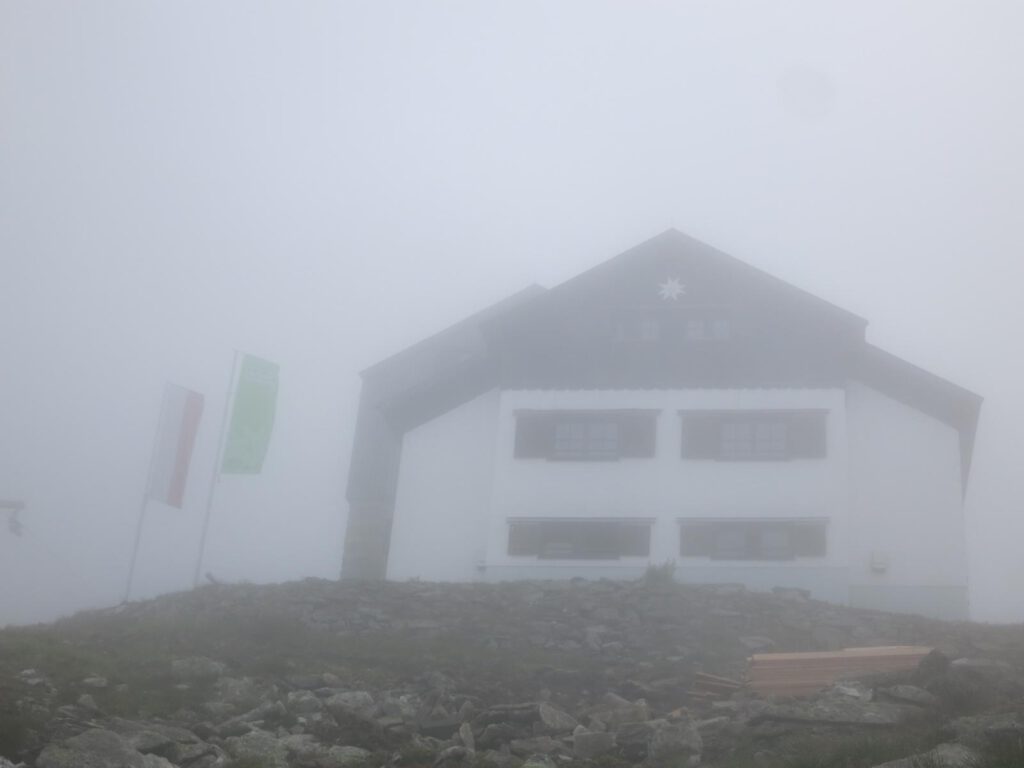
[748, 645, 933, 697]
[687, 671, 743, 705]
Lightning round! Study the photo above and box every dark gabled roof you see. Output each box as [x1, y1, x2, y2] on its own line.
[856, 344, 982, 491]
[353, 232, 982, 479]
[519, 229, 868, 331]
[363, 230, 869, 395]
[358, 231, 980, 461]
[361, 284, 545, 384]
[357, 284, 547, 436]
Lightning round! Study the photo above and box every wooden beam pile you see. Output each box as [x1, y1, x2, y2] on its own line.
[687, 671, 743, 706]
[747, 645, 933, 697]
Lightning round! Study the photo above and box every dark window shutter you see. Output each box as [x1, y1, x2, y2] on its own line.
[514, 414, 553, 458]
[681, 414, 720, 458]
[681, 520, 827, 559]
[580, 523, 619, 558]
[758, 523, 795, 559]
[620, 412, 657, 458]
[680, 523, 715, 555]
[788, 412, 827, 458]
[508, 522, 541, 555]
[620, 523, 651, 556]
[809, 523, 827, 556]
[507, 523, 525, 555]
[511, 520, 652, 559]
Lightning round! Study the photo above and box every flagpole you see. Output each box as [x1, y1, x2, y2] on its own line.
[123, 495, 150, 603]
[123, 387, 170, 603]
[192, 350, 240, 588]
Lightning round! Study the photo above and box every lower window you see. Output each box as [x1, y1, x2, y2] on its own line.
[508, 519, 652, 559]
[680, 410, 827, 461]
[679, 519, 826, 560]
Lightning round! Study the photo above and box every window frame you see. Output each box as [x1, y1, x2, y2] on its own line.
[678, 518, 828, 561]
[609, 308, 732, 344]
[680, 409, 828, 461]
[684, 315, 732, 342]
[514, 409, 658, 462]
[507, 517, 654, 560]
[552, 419, 621, 461]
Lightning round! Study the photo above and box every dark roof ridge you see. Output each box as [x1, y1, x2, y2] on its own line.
[658, 229, 869, 327]
[360, 283, 546, 378]
[860, 342, 982, 402]
[531, 228, 868, 329]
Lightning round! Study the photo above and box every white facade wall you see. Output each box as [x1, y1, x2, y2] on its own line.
[387, 390, 500, 581]
[483, 389, 849, 602]
[385, 384, 969, 618]
[845, 383, 969, 618]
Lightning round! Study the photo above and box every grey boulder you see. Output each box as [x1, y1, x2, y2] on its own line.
[326, 690, 377, 722]
[36, 729, 177, 768]
[647, 718, 703, 764]
[871, 742, 981, 768]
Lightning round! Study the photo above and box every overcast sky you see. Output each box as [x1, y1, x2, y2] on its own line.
[2, 1, 1022, 625]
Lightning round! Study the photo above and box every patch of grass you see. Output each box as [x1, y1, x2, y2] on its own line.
[928, 670, 1004, 716]
[588, 755, 634, 768]
[464, 757, 503, 768]
[642, 561, 677, 588]
[224, 758, 280, 768]
[979, 736, 1024, 768]
[714, 727, 943, 768]
[0, 595, 609, 728]
[394, 744, 437, 767]
[0, 699, 32, 757]
[716, 734, 1024, 768]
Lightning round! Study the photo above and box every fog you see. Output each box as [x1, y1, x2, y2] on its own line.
[2, 2, 1022, 626]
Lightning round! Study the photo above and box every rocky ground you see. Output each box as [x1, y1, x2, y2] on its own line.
[2, 576, 1024, 768]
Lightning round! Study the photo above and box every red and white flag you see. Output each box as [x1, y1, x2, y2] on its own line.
[146, 384, 204, 508]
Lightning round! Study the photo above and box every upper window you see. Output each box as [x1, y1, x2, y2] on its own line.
[553, 421, 619, 460]
[685, 317, 731, 342]
[515, 410, 657, 461]
[639, 318, 661, 341]
[680, 410, 827, 461]
[509, 519, 652, 559]
[679, 519, 827, 560]
[611, 310, 731, 344]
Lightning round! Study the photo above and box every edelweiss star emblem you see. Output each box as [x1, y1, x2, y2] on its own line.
[658, 277, 686, 301]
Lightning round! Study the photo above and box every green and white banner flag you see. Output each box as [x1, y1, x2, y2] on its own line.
[221, 354, 279, 474]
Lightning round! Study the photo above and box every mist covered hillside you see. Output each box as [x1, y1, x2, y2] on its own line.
[2, 578, 1024, 768]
